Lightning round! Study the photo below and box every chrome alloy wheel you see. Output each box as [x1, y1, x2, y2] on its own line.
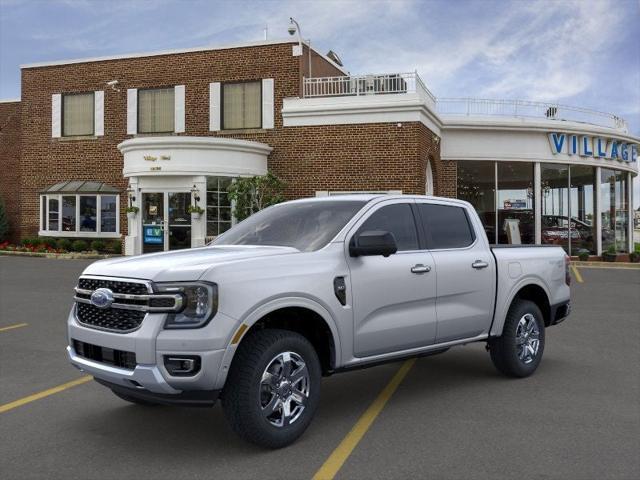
[515, 313, 540, 364]
[259, 351, 310, 427]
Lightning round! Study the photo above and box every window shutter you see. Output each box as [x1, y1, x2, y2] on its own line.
[127, 88, 137, 135]
[262, 78, 274, 129]
[51, 94, 61, 138]
[209, 82, 221, 131]
[174, 85, 185, 133]
[94, 90, 104, 136]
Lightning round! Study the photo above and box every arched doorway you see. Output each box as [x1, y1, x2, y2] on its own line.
[425, 159, 434, 195]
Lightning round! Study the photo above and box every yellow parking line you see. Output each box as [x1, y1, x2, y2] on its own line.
[312, 358, 416, 480]
[571, 264, 584, 283]
[0, 322, 28, 332]
[0, 376, 92, 414]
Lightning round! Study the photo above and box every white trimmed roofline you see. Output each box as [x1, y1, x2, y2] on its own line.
[0, 98, 20, 103]
[19, 38, 348, 74]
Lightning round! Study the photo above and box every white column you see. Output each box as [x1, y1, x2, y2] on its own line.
[124, 177, 141, 256]
[595, 167, 602, 256]
[628, 171, 633, 253]
[209, 83, 221, 131]
[191, 175, 207, 248]
[534, 162, 541, 245]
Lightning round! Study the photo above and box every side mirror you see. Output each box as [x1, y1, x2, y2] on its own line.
[349, 230, 398, 257]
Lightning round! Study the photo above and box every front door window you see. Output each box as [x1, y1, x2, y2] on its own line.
[168, 192, 191, 250]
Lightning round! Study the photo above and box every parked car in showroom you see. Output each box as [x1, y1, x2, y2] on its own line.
[67, 195, 571, 448]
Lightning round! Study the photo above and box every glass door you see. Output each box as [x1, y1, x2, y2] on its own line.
[142, 192, 165, 253]
[141, 192, 192, 253]
[167, 192, 191, 250]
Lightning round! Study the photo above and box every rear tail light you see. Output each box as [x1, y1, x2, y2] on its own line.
[565, 255, 571, 286]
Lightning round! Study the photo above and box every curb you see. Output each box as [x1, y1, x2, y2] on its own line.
[572, 261, 640, 269]
[0, 250, 120, 260]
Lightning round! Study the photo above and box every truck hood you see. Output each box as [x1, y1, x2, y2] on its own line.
[81, 245, 299, 282]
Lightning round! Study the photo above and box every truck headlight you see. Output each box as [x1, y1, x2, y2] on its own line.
[155, 282, 218, 329]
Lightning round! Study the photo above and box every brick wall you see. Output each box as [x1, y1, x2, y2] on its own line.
[0, 101, 21, 242]
[14, 41, 443, 242]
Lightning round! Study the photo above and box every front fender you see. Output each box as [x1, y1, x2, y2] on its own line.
[214, 295, 342, 389]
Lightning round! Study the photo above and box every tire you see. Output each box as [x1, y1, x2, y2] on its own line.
[111, 390, 159, 406]
[221, 329, 322, 449]
[489, 299, 545, 378]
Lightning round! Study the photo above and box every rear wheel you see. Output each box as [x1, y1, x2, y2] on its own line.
[489, 299, 545, 378]
[221, 329, 321, 448]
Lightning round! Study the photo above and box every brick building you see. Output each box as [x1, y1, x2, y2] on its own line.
[0, 38, 637, 256]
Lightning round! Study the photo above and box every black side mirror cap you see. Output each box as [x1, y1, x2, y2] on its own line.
[349, 230, 398, 257]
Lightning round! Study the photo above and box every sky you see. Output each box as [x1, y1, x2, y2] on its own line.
[1, 0, 639, 203]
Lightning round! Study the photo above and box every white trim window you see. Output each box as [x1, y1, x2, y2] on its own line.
[206, 176, 234, 236]
[222, 81, 262, 130]
[52, 91, 104, 138]
[39, 193, 120, 238]
[128, 85, 185, 134]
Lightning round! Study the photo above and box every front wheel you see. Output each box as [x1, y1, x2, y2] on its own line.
[489, 299, 545, 378]
[221, 329, 321, 448]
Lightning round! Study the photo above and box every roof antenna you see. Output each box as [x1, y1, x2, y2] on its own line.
[263, 24, 268, 40]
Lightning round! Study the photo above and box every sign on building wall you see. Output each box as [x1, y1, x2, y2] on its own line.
[548, 132, 638, 163]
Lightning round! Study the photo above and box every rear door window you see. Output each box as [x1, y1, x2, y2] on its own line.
[417, 203, 475, 249]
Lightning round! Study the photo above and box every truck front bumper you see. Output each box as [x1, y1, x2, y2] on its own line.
[67, 306, 237, 396]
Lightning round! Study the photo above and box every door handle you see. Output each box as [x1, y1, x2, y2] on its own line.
[411, 264, 431, 274]
[472, 260, 489, 269]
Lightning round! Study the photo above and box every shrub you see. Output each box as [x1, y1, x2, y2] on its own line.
[38, 237, 57, 249]
[21, 237, 34, 247]
[71, 240, 88, 252]
[56, 238, 73, 251]
[90, 240, 106, 252]
[106, 240, 121, 254]
[577, 251, 589, 261]
[227, 172, 286, 221]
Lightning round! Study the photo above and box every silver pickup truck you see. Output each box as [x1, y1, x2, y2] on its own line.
[67, 195, 571, 447]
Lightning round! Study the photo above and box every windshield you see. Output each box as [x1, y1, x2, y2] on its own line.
[213, 200, 367, 252]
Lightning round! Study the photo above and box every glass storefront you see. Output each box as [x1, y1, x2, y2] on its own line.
[601, 169, 629, 253]
[497, 163, 535, 244]
[458, 160, 628, 254]
[570, 166, 596, 254]
[457, 161, 495, 242]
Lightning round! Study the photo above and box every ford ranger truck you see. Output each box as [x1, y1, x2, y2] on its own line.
[67, 195, 571, 448]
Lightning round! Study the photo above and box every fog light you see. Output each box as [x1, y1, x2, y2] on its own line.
[164, 355, 201, 376]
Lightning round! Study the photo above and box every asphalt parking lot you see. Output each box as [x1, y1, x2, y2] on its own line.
[1, 256, 639, 480]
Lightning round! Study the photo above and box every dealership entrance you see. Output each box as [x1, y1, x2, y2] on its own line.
[141, 192, 191, 253]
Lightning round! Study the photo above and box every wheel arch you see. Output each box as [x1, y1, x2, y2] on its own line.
[216, 297, 341, 388]
[491, 278, 552, 336]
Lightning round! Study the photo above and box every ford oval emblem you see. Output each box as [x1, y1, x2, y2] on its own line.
[90, 288, 114, 309]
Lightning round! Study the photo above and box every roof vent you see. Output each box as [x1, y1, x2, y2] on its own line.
[326, 50, 343, 67]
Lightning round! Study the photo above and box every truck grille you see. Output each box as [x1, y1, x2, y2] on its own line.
[73, 339, 137, 370]
[74, 276, 183, 334]
[76, 303, 146, 332]
[78, 278, 149, 295]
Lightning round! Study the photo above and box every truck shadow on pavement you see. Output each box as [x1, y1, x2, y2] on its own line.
[68, 345, 571, 457]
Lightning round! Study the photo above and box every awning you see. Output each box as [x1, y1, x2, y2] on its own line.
[41, 180, 120, 194]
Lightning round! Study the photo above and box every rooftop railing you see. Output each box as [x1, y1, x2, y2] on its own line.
[436, 98, 628, 131]
[301, 74, 627, 131]
[303, 72, 436, 103]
